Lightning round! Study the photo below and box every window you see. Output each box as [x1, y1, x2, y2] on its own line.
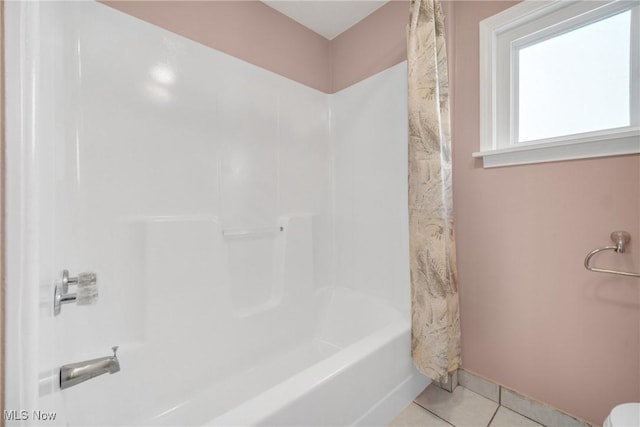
[475, 1, 640, 168]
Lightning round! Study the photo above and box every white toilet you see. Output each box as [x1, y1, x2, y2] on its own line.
[604, 403, 640, 427]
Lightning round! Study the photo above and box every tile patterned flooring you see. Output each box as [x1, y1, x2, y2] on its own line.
[389, 385, 546, 427]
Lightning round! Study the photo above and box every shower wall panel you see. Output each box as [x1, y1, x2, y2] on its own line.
[6, 2, 331, 423]
[330, 63, 410, 314]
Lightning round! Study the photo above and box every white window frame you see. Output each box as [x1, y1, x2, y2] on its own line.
[474, 0, 640, 168]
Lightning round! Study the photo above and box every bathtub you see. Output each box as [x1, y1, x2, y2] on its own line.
[50, 216, 427, 426]
[56, 286, 428, 426]
[134, 287, 429, 426]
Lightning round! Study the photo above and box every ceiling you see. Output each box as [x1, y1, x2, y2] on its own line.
[262, 1, 389, 40]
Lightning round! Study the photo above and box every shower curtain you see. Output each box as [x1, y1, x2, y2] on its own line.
[407, 0, 461, 382]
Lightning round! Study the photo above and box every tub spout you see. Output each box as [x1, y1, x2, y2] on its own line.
[60, 346, 120, 390]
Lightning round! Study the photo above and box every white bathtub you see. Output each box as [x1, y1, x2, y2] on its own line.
[37, 286, 426, 426]
[137, 287, 429, 426]
[51, 216, 426, 426]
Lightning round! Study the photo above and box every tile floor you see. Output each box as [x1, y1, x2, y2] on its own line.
[389, 385, 546, 427]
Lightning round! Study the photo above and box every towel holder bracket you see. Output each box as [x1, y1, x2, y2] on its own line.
[610, 230, 631, 253]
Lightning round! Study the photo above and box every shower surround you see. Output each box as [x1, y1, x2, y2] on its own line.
[5, 1, 427, 425]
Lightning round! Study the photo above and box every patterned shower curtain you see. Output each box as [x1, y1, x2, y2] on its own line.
[407, 0, 461, 382]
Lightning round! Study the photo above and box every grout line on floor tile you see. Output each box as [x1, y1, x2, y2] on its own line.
[486, 405, 500, 427]
[413, 400, 457, 427]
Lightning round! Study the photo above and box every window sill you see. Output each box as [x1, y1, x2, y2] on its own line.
[472, 127, 640, 168]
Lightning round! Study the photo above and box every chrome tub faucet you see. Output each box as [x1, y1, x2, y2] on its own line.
[60, 346, 120, 390]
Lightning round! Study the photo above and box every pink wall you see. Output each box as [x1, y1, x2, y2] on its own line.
[102, 0, 409, 94]
[101, 1, 332, 92]
[450, 2, 640, 425]
[331, 1, 407, 93]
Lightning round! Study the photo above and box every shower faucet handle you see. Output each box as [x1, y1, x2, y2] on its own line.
[62, 270, 96, 291]
[76, 272, 97, 287]
[54, 269, 99, 315]
[112, 346, 119, 357]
